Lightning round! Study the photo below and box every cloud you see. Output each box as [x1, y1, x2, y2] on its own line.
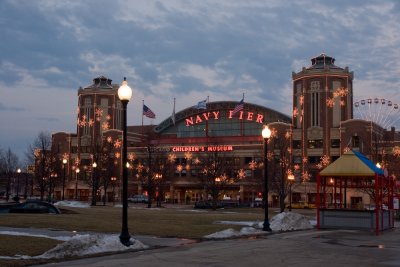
[0, 0, 399, 159]
[0, 102, 25, 112]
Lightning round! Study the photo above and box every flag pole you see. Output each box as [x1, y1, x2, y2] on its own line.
[141, 100, 144, 137]
[172, 97, 176, 125]
[206, 96, 209, 137]
[241, 92, 245, 136]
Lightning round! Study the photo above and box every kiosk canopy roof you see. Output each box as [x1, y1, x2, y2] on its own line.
[320, 150, 384, 177]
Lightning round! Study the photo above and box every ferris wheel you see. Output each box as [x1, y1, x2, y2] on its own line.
[354, 98, 400, 130]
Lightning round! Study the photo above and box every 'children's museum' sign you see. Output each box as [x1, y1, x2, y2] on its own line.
[171, 145, 234, 152]
[185, 110, 264, 127]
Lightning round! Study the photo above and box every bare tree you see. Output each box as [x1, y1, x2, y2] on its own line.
[268, 126, 292, 212]
[197, 148, 237, 210]
[1, 148, 19, 201]
[30, 131, 52, 201]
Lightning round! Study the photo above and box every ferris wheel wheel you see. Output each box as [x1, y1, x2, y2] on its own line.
[354, 98, 400, 130]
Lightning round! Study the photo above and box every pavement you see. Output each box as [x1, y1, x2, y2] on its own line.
[4, 225, 398, 267]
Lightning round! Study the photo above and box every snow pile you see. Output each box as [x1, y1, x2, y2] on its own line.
[204, 227, 264, 239]
[36, 234, 147, 259]
[204, 212, 314, 239]
[54, 201, 90, 208]
[0, 233, 147, 260]
[270, 212, 313, 231]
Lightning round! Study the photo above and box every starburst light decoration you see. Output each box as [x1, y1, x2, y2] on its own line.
[393, 146, 400, 157]
[95, 108, 103, 118]
[114, 152, 121, 159]
[249, 160, 258, 170]
[88, 119, 94, 127]
[194, 157, 201, 165]
[168, 153, 176, 163]
[102, 122, 109, 130]
[107, 136, 113, 143]
[302, 171, 310, 182]
[106, 114, 111, 121]
[237, 169, 246, 179]
[114, 139, 122, 148]
[128, 153, 135, 161]
[326, 98, 335, 108]
[184, 152, 193, 160]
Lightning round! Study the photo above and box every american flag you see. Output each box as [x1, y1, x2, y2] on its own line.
[143, 104, 156, 119]
[232, 98, 244, 115]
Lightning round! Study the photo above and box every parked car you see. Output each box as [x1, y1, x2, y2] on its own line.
[128, 195, 148, 203]
[0, 200, 61, 214]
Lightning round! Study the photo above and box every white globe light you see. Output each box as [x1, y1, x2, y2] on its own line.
[261, 126, 271, 139]
[118, 77, 133, 101]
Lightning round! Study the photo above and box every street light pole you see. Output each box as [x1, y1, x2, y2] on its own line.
[91, 161, 97, 206]
[261, 125, 272, 231]
[288, 174, 295, 211]
[75, 168, 80, 200]
[118, 77, 133, 246]
[62, 158, 67, 201]
[16, 168, 21, 198]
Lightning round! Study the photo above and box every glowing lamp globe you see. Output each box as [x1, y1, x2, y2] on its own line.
[261, 126, 271, 139]
[118, 77, 132, 101]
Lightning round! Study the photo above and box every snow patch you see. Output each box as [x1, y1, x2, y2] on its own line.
[270, 212, 313, 231]
[53, 201, 90, 208]
[204, 212, 314, 239]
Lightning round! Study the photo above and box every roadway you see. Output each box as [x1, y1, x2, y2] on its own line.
[33, 227, 400, 267]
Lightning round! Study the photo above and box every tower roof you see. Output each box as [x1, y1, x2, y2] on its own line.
[85, 75, 114, 90]
[307, 53, 343, 70]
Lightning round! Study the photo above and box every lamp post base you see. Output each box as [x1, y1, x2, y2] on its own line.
[263, 221, 272, 232]
[119, 231, 132, 247]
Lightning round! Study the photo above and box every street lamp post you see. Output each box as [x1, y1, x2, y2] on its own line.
[75, 168, 80, 200]
[261, 125, 272, 231]
[16, 168, 21, 198]
[118, 77, 133, 246]
[288, 174, 295, 211]
[62, 158, 67, 201]
[111, 176, 117, 206]
[91, 161, 97, 206]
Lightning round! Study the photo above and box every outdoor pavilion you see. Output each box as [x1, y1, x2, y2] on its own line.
[316, 150, 395, 235]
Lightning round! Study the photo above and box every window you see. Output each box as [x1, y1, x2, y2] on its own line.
[352, 136, 360, 148]
[308, 139, 323, 149]
[311, 92, 320, 126]
[331, 139, 340, 148]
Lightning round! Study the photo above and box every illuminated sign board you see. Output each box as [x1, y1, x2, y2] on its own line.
[185, 110, 264, 127]
[171, 145, 234, 152]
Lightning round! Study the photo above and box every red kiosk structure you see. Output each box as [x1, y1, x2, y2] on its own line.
[317, 150, 395, 235]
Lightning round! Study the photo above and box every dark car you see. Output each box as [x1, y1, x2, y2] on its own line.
[0, 200, 61, 214]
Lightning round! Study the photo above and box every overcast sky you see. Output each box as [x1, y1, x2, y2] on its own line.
[0, 0, 399, 161]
